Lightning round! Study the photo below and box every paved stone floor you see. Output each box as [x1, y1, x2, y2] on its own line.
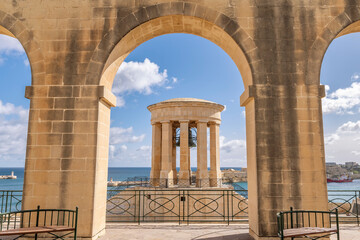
[99, 224, 360, 240]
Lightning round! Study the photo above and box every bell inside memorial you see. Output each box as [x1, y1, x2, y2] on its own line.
[175, 128, 197, 148]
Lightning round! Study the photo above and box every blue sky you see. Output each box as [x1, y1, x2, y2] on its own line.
[0, 33, 359, 167]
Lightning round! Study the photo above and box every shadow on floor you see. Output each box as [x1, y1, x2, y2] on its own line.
[192, 232, 253, 240]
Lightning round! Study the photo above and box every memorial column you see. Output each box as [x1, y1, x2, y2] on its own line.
[178, 120, 190, 186]
[150, 123, 161, 186]
[160, 121, 174, 187]
[209, 122, 221, 187]
[196, 121, 209, 187]
[172, 126, 177, 185]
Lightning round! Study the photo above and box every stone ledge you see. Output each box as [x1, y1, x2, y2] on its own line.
[99, 86, 116, 107]
[25, 85, 117, 108]
[240, 85, 326, 107]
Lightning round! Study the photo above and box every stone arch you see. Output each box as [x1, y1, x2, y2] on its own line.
[87, 4, 258, 238]
[306, 8, 360, 85]
[0, 10, 45, 85]
[86, 2, 256, 90]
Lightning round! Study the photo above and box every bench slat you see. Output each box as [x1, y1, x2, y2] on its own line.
[0, 226, 75, 236]
[283, 227, 337, 237]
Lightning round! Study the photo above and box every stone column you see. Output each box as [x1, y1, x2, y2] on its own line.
[150, 123, 161, 186]
[209, 122, 221, 187]
[178, 120, 190, 187]
[240, 85, 329, 239]
[23, 85, 116, 240]
[196, 121, 209, 187]
[172, 127, 177, 185]
[160, 121, 174, 187]
[188, 147, 192, 184]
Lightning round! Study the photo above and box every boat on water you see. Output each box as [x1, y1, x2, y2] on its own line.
[327, 175, 353, 183]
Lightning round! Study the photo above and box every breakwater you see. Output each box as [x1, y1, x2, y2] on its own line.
[0, 171, 16, 180]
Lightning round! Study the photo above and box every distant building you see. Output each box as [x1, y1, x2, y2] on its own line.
[326, 162, 337, 167]
[222, 168, 247, 181]
[345, 162, 358, 168]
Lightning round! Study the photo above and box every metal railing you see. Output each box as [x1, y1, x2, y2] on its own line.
[106, 188, 248, 224]
[2, 189, 360, 225]
[0, 190, 22, 213]
[328, 190, 360, 225]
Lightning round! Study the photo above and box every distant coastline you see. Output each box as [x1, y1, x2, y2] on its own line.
[2, 167, 358, 193]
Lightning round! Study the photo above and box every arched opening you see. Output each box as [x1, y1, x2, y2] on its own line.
[99, 15, 253, 90]
[99, 15, 254, 229]
[320, 24, 360, 214]
[106, 33, 247, 170]
[0, 26, 31, 211]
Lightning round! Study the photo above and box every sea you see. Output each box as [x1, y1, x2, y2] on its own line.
[1, 167, 360, 198]
[0, 167, 244, 191]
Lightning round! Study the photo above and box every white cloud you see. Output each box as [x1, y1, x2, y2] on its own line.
[108, 127, 149, 165]
[217, 136, 247, 167]
[109, 144, 128, 159]
[324, 121, 360, 146]
[220, 136, 246, 153]
[109, 144, 151, 166]
[325, 120, 360, 164]
[337, 120, 360, 133]
[0, 35, 24, 54]
[110, 126, 145, 145]
[324, 133, 340, 145]
[0, 100, 29, 166]
[120, 145, 128, 151]
[112, 58, 177, 107]
[0, 100, 28, 120]
[116, 96, 125, 108]
[325, 85, 330, 92]
[23, 59, 29, 66]
[0, 35, 25, 65]
[322, 82, 360, 114]
[137, 145, 151, 151]
[351, 72, 360, 81]
[113, 58, 168, 95]
[352, 151, 360, 156]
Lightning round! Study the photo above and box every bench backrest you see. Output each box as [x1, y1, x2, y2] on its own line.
[0, 206, 78, 231]
[277, 207, 339, 236]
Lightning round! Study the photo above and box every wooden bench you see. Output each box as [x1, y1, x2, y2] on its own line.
[0, 206, 78, 239]
[277, 207, 340, 240]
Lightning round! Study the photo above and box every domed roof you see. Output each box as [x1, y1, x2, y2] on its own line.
[147, 98, 224, 112]
[161, 98, 215, 104]
[147, 98, 225, 123]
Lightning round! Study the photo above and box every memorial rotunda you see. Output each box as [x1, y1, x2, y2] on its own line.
[147, 98, 225, 188]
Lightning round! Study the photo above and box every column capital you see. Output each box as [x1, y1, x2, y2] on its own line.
[151, 122, 161, 126]
[179, 120, 190, 123]
[196, 120, 208, 124]
[160, 120, 171, 124]
[208, 121, 220, 126]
